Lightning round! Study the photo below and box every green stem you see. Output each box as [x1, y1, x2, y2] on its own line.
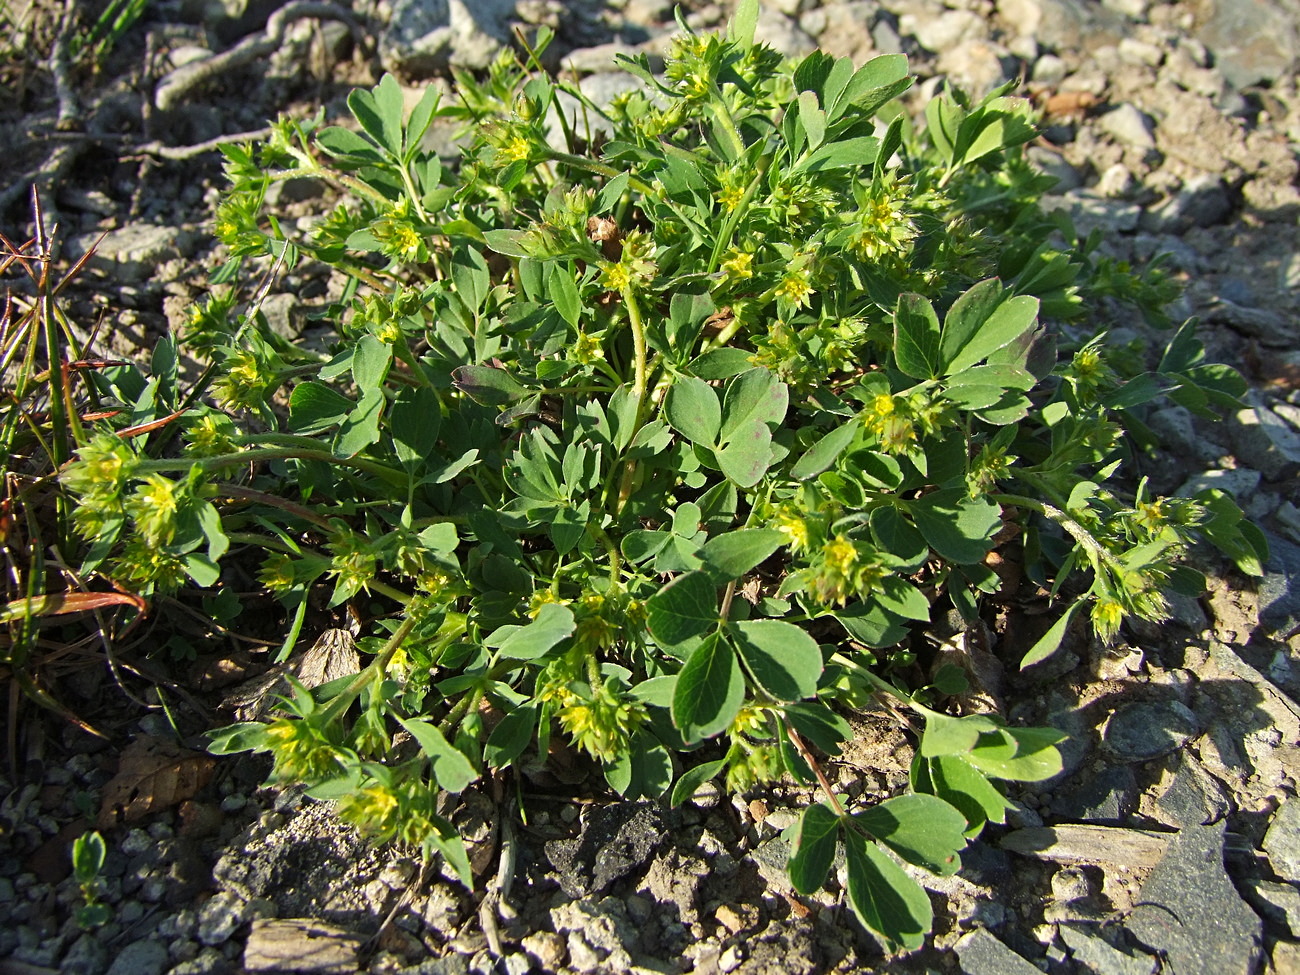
[539, 149, 659, 198]
[136, 445, 409, 488]
[322, 613, 422, 722]
[990, 491, 1120, 573]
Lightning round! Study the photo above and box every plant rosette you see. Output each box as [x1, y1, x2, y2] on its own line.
[61, 0, 1265, 951]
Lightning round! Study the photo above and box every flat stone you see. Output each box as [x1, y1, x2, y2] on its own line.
[1243, 879, 1300, 937]
[1053, 765, 1138, 824]
[105, 939, 169, 975]
[380, 0, 517, 74]
[1190, 0, 1299, 89]
[70, 224, 197, 285]
[1259, 533, 1300, 639]
[1264, 799, 1300, 882]
[1155, 752, 1231, 827]
[1140, 174, 1232, 233]
[1126, 821, 1262, 975]
[1001, 825, 1169, 868]
[1040, 193, 1141, 236]
[1058, 925, 1157, 975]
[243, 919, 362, 974]
[753, 8, 817, 57]
[1098, 103, 1155, 149]
[1177, 466, 1261, 500]
[953, 928, 1044, 975]
[545, 802, 666, 898]
[1102, 700, 1199, 762]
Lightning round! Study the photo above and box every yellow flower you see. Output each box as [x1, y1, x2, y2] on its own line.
[720, 249, 754, 278]
[718, 185, 745, 212]
[775, 272, 813, 306]
[1091, 596, 1125, 643]
[774, 509, 810, 554]
[600, 261, 633, 292]
[499, 134, 532, 163]
[823, 535, 858, 575]
[573, 331, 604, 365]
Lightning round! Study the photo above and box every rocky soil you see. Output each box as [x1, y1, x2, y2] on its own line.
[2, 0, 1300, 973]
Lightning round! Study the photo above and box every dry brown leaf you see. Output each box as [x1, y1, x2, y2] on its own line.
[97, 736, 216, 828]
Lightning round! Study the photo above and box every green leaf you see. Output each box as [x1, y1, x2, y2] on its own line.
[834, 601, 909, 648]
[789, 803, 840, 895]
[404, 84, 442, 156]
[798, 90, 825, 150]
[869, 507, 929, 571]
[893, 293, 941, 379]
[876, 576, 931, 622]
[352, 335, 393, 390]
[670, 758, 727, 807]
[730, 620, 822, 702]
[315, 126, 384, 163]
[334, 389, 384, 457]
[791, 423, 858, 480]
[206, 721, 270, 754]
[427, 813, 474, 887]
[348, 74, 404, 157]
[690, 348, 755, 380]
[729, 0, 758, 47]
[396, 717, 478, 792]
[854, 793, 966, 875]
[452, 364, 527, 406]
[908, 489, 1001, 564]
[488, 603, 575, 660]
[672, 633, 744, 743]
[968, 726, 1065, 781]
[919, 711, 989, 758]
[547, 262, 582, 327]
[843, 830, 932, 952]
[289, 382, 352, 434]
[701, 529, 784, 581]
[720, 368, 788, 442]
[941, 284, 1040, 376]
[785, 701, 852, 755]
[666, 376, 722, 446]
[484, 704, 537, 767]
[716, 419, 773, 487]
[482, 229, 532, 258]
[799, 136, 880, 171]
[452, 246, 490, 315]
[1020, 600, 1082, 669]
[920, 754, 1013, 837]
[647, 571, 719, 647]
[391, 386, 441, 467]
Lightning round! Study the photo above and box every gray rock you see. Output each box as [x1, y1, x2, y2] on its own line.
[243, 919, 362, 973]
[1040, 193, 1141, 235]
[1232, 401, 1300, 481]
[380, 0, 518, 74]
[1277, 502, 1300, 547]
[754, 8, 817, 57]
[62, 933, 109, 975]
[801, 2, 881, 63]
[1058, 926, 1157, 975]
[1053, 765, 1138, 824]
[1190, 0, 1300, 89]
[1117, 37, 1163, 67]
[937, 39, 1014, 96]
[549, 899, 636, 973]
[105, 939, 170, 975]
[1156, 753, 1232, 827]
[1099, 103, 1155, 149]
[1032, 53, 1068, 83]
[69, 224, 197, 285]
[1243, 879, 1300, 936]
[545, 802, 666, 898]
[1102, 700, 1199, 762]
[909, 9, 985, 52]
[1140, 175, 1233, 233]
[197, 891, 249, 946]
[1028, 146, 1083, 192]
[1258, 533, 1300, 638]
[1264, 798, 1300, 881]
[954, 928, 1044, 975]
[1177, 466, 1261, 499]
[1032, 0, 1130, 54]
[1126, 821, 1262, 975]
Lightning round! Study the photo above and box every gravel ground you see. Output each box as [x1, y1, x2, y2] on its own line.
[2, 1, 1300, 973]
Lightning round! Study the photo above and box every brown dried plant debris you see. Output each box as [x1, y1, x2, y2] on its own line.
[97, 734, 217, 828]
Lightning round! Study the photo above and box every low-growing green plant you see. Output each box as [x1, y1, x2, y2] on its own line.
[61, 1, 1265, 950]
[71, 830, 112, 928]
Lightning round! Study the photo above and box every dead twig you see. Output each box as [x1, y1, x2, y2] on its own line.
[153, 1, 369, 112]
